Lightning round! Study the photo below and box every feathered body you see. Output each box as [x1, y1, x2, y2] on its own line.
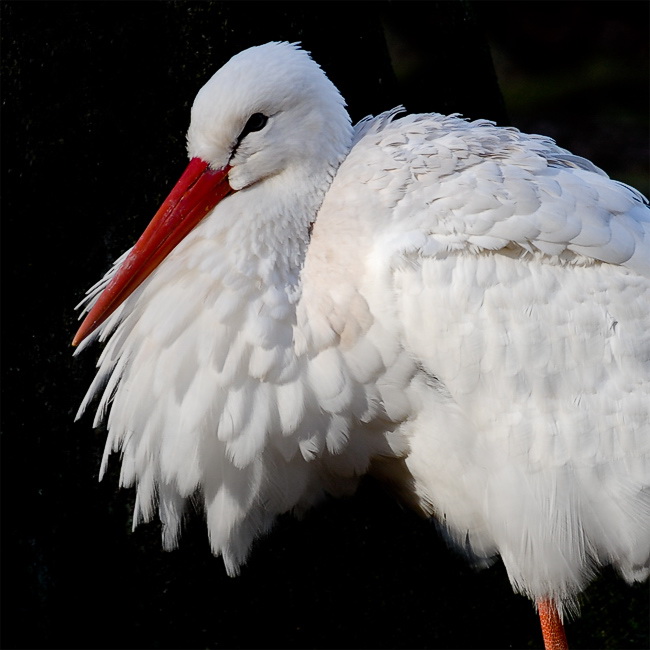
[76, 42, 650, 614]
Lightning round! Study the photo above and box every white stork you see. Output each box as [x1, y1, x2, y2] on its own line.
[73, 42, 650, 650]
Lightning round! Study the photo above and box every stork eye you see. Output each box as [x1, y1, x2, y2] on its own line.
[239, 113, 268, 140]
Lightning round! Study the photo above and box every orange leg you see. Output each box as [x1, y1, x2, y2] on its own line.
[537, 599, 569, 650]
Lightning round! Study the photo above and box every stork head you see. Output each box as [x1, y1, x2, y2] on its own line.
[188, 41, 352, 190]
[73, 42, 353, 346]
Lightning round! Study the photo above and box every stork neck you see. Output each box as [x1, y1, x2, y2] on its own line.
[211, 158, 347, 285]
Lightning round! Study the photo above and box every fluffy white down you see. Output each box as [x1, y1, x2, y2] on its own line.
[76, 42, 650, 612]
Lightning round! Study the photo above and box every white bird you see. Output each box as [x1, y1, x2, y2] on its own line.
[73, 42, 650, 650]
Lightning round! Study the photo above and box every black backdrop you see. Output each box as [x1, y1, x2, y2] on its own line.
[3, 2, 648, 649]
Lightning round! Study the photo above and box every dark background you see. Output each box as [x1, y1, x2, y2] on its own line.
[2, 2, 648, 649]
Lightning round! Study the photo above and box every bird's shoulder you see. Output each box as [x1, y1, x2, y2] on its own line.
[327, 110, 650, 276]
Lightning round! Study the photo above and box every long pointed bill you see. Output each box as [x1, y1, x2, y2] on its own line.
[72, 157, 232, 346]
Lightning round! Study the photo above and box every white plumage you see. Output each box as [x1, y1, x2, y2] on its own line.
[75, 42, 650, 642]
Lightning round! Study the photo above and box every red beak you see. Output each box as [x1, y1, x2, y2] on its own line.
[72, 157, 233, 346]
